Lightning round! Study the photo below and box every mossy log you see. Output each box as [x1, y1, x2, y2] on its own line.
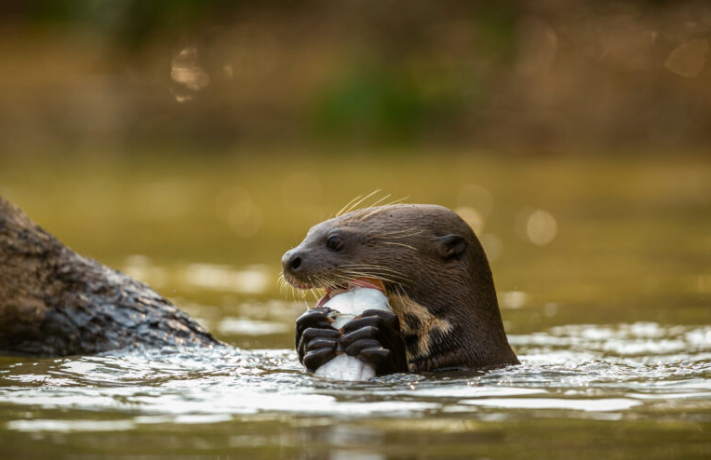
[0, 195, 222, 356]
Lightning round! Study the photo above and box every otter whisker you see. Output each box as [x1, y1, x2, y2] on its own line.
[352, 196, 406, 223]
[340, 263, 409, 279]
[365, 192, 409, 211]
[340, 273, 407, 286]
[337, 189, 382, 218]
[279, 273, 295, 300]
[277, 273, 292, 296]
[358, 198, 411, 223]
[338, 270, 408, 286]
[380, 241, 418, 251]
[359, 189, 387, 209]
[338, 269, 402, 287]
[356, 194, 392, 218]
[340, 264, 407, 276]
[370, 230, 424, 241]
[382, 195, 409, 207]
[338, 270, 390, 285]
[335, 195, 363, 218]
[354, 205, 387, 223]
[309, 289, 321, 303]
[370, 229, 422, 237]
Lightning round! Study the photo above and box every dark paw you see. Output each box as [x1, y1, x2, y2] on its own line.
[295, 308, 341, 371]
[295, 307, 335, 351]
[340, 309, 408, 376]
[302, 345, 338, 372]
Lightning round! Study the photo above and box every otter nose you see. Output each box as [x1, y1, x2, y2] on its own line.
[282, 249, 304, 274]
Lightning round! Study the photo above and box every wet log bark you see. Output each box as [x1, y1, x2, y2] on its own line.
[0, 195, 222, 356]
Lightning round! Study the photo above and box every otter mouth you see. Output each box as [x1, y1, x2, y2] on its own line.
[312, 278, 386, 309]
[283, 270, 388, 308]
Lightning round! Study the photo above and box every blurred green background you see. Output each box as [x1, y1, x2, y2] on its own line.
[1, 0, 710, 154]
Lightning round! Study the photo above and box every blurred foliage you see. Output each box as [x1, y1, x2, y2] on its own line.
[310, 66, 428, 142]
[0, 0, 710, 154]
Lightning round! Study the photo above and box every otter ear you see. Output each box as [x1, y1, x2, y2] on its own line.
[436, 234, 467, 261]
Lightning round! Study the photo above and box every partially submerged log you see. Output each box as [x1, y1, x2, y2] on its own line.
[0, 195, 222, 356]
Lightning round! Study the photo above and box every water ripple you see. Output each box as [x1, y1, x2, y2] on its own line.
[2, 322, 710, 432]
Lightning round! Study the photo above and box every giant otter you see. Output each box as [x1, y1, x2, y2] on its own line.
[283, 204, 519, 375]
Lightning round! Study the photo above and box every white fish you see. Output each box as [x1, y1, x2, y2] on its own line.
[314, 286, 392, 381]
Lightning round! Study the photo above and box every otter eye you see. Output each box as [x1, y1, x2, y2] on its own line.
[326, 235, 343, 252]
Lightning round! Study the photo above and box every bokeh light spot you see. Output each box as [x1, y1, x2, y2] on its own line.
[457, 184, 494, 217]
[665, 39, 709, 78]
[516, 208, 558, 246]
[171, 46, 210, 102]
[500, 290, 528, 309]
[455, 206, 484, 234]
[215, 187, 262, 238]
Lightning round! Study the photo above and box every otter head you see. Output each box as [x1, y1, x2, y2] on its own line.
[282, 204, 518, 371]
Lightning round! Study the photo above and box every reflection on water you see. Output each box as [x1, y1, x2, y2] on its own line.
[2, 322, 710, 431]
[2, 316, 710, 458]
[123, 257, 272, 295]
[217, 318, 290, 336]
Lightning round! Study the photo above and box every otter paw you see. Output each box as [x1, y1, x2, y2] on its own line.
[295, 308, 341, 370]
[340, 310, 408, 375]
[295, 307, 336, 348]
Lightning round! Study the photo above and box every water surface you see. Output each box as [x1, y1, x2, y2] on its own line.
[2, 320, 710, 459]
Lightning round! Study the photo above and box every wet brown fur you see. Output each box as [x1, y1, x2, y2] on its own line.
[283, 203, 519, 372]
[389, 294, 454, 368]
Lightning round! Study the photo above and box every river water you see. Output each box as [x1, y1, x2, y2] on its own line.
[0, 153, 709, 458]
[2, 318, 710, 459]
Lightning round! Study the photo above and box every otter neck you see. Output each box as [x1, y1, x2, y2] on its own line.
[388, 284, 518, 372]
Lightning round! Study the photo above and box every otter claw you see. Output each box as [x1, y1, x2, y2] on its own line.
[296, 307, 342, 368]
[356, 347, 394, 371]
[295, 307, 336, 349]
[357, 309, 401, 328]
[343, 338, 381, 356]
[303, 347, 337, 372]
[297, 327, 340, 365]
[339, 311, 408, 375]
